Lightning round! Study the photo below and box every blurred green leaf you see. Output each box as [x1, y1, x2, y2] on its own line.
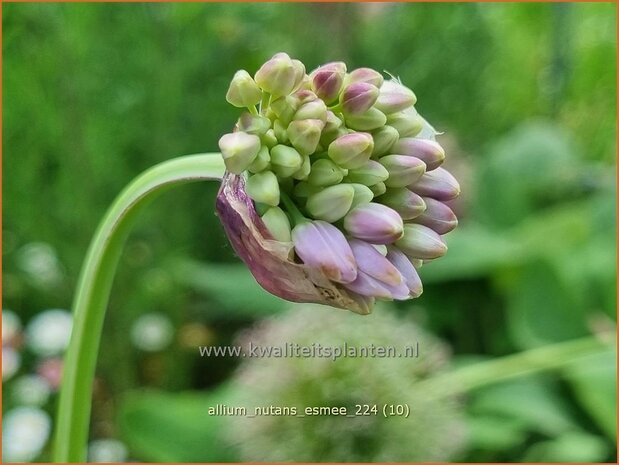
[170, 259, 287, 317]
[469, 377, 578, 436]
[563, 350, 617, 440]
[522, 431, 610, 462]
[466, 415, 528, 451]
[118, 386, 240, 462]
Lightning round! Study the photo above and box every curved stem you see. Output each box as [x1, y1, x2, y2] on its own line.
[416, 333, 616, 398]
[53, 154, 225, 462]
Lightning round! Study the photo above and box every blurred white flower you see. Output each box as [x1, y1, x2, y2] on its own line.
[12, 375, 51, 407]
[26, 309, 73, 357]
[36, 358, 64, 390]
[130, 313, 174, 352]
[88, 439, 129, 463]
[16, 242, 63, 288]
[2, 347, 21, 381]
[2, 309, 22, 346]
[2, 406, 51, 462]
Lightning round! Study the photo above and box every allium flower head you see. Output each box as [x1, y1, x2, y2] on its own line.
[217, 53, 460, 314]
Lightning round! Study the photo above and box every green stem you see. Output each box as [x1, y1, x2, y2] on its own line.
[53, 153, 225, 462]
[416, 333, 615, 397]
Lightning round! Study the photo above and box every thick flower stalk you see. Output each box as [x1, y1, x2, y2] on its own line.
[217, 53, 460, 314]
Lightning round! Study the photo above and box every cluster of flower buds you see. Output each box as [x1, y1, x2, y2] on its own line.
[217, 53, 460, 314]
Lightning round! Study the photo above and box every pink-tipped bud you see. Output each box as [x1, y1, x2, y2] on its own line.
[378, 188, 427, 220]
[340, 82, 379, 115]
[237, 113, 271, 135]
[396, 224, 447, 260]
[328, 132, 374, 169]
[408, 167, 461, 200]
[226, 70, 263, 108]
[310, 62, 346, 103]
[392, 138, 446, 170]
[292, 221, 357, 283]
[287, 119, 324, 156]
[218, 132, 261, 174]
[255, 52, 299, 98]
[380, 155, 426, 188]
[346, 67, 384, 88]
[412, 197, 458, 235]
[375, 79, 417, 114]
[344, 203, 404, 244]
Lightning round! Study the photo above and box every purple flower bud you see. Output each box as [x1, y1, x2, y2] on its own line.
[292, 221, 357, 284]
[216, 174, 370, 313]
[408, 167, 461, 200]
[392, 138, 445, 171]
[395, 224, 447, 260]
[380, 155, 426, 188]
[287, 119, 324, 156]
[378, 188, 427, 220]
[340, 82, 379, 115]
[344, 203, 404, 244]
[346, 67, 384, 88]
[226, 70, 263, 108]
[218, 132, 261, 174]
[375, 79, 417, 114]
[254, 52, 300, 98]
[310, 62, 346, 103]
[328, 132, 374, 169]
[412, 197, 458, 234]
[343, 240, 409, 300]
[386, 247, 423, 297]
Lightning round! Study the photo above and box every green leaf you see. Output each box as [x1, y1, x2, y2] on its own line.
[562, 350, 617, 439]
[118, 386, 241, 462]
[469, 377, 578, 436]
[522, 431, 610, 462]
[170, 259, 287, 317]
[466, 415, 528, 451]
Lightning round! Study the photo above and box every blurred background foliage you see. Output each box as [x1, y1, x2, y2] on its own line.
[2, 2, 616, 462]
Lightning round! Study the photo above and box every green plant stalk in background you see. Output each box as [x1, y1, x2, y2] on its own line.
[53, 153, 615, 462]
[53, 154, 226, 462]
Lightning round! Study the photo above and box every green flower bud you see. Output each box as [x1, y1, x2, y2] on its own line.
[371, 125, 400, 157]
[292, 154, 311, 180]
[380, 155, 426, 188]
[291, 59, 306, 93]
[261, 129, 278, 148]
[218, 132, 261, 174]
[270, 145, 303, 178]
[246, 171, 280, 206]
[345, 160, 389, 186]
[307, 159, 344, 186]
[378, 188, 427, 220]
[375, 79, 417, 114]
[248, 145, 270, 173]
[293, 99, 328, 123]
[226, 70, 263, 108]
[396, 224, 447, 260]
[237, 112, 271, 135]
[387, 109, 423, 137]
[273, 119, 289, 144]
[369, 181, 387, 196]
[306, 184, 355, 222]
[327, 132, 374, 169]
[346, 67, 384, 88]
[349, 183, 375, 208]
[269, 95, 298, 125]
[254, 52, 299, 98]
[261, 206, 292, 242]
[344, 107, 387, 131]
[287, 119, 324, 156]
[293, 181, 323, 198]
[340, 82, 379, 115]
[310, 62, 346, 104]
